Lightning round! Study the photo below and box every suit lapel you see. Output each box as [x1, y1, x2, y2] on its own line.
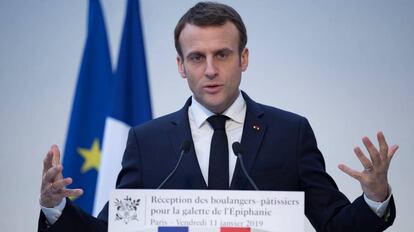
[167, 98, 208, 189]
[231, 92, 266, 190]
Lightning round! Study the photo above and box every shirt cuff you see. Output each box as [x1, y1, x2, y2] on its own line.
[363, 186, 392, 217]
[41, 198, 66, 225]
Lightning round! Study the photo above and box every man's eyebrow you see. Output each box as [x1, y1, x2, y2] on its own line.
[215, 48, 233, 54]
[186, 51, 204, 58]
[185, 48, 234, 58]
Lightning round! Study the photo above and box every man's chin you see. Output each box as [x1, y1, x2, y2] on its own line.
[205, 102, 229, 115]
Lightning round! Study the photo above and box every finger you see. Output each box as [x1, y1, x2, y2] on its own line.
[377, 131, 389, 159]
[62, 188, 84, 198]
[338, 164, 363, 181]
[43, 165, 63, 183]
[388, 145, 399, 162]
[51, 177, 73, 190]
[42, 149, 54, 175]
[51, 145, 61, 166]
[354, 147, 373, 170]
[362, 136, 381, 167]
[40, 188, 83, 208]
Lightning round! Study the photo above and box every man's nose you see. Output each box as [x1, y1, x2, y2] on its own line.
[204, 57, 218, 78]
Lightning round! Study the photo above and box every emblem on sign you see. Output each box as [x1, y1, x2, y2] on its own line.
[114, 196, 141, 224]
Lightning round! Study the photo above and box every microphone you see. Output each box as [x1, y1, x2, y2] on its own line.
[157, 140, 191, 189]
[232, 142, 259, 190]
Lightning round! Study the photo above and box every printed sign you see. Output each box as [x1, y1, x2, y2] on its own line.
[109, 189, 304, 232]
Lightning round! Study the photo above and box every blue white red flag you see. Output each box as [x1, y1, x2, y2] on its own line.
[93, 0, 152, 215]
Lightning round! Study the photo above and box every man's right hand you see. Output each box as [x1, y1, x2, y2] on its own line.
[40, 145, 83, 208]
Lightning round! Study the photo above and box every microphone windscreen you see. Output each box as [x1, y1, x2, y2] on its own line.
[181, 140, 191, 153]
[232, 142, 242, 155]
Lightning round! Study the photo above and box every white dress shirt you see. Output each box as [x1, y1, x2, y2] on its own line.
[188, 91, 246, 185]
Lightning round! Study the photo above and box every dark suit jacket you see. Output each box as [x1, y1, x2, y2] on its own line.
[39, 92, 395, 232]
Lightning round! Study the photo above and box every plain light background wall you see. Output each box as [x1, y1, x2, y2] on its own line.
[0, 0, 413, 231]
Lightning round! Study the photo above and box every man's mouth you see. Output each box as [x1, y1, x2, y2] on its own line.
[204, 84, 222, 93]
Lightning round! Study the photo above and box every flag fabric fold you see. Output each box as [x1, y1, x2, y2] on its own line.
[62, 0, 112, 214]
[93, 0, 152, 216]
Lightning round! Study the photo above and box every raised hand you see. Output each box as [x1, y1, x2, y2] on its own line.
[39, 145, 83, 208]
[338, 132, 398, 202]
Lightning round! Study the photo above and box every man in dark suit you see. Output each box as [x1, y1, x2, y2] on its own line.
[39, 2, 398, 231]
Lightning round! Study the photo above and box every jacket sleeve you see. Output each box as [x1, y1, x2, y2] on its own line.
[37, 128, 141, 232]
[38, 200, 107, 232]
[298, 118, 395, 231]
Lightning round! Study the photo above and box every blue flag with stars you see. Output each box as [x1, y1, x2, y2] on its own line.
[62, 0, 112, 214]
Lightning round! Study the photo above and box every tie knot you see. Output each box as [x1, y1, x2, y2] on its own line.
[207, 115, 229, 131]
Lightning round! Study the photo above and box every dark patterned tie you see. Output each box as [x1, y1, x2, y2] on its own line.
[207, 115, 229, 189]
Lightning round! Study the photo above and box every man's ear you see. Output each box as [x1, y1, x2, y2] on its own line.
[240, 47, 249, 72]
[177, 55, 186, 78]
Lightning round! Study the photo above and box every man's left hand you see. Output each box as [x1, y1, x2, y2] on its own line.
[339, 131, 398, 202]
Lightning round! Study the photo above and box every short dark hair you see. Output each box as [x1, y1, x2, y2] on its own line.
[174, 1, 247, 59]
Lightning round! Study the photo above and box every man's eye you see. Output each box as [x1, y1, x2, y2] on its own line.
[216, 51, 229, 60]
[190, 54, 204, 62]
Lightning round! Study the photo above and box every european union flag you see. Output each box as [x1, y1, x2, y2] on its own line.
[94, 0, 152, 215]
[62, 0, 112, 214]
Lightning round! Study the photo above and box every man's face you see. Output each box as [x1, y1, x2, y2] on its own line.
[177, 22, 249, 114]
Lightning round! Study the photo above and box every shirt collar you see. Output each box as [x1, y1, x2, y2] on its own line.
[190, 91, 246, 128]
